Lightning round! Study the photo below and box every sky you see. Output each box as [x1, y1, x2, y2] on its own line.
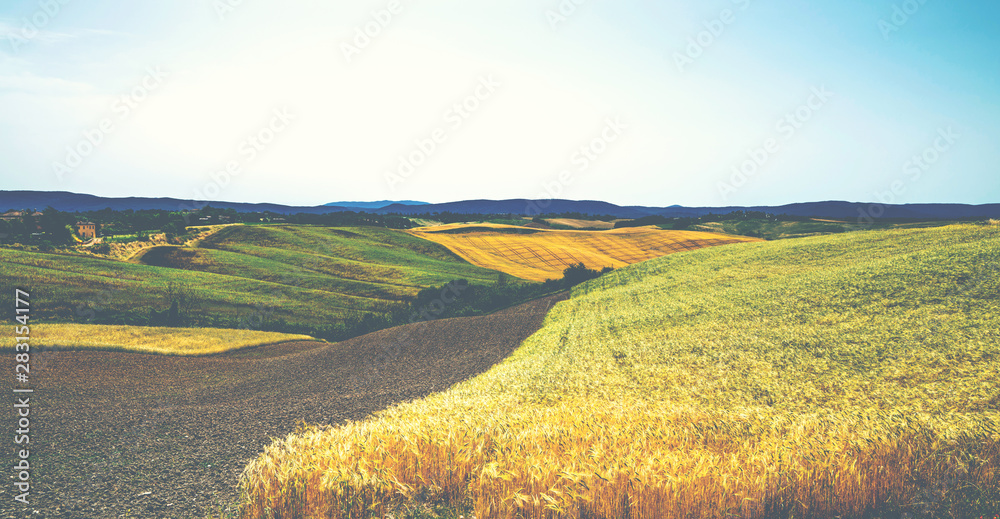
[0, 0, 998, 208]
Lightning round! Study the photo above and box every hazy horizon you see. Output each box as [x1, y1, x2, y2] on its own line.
[1, 1, 998, 207]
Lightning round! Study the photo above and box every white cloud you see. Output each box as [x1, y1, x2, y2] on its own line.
[0, 71, 95, 94]
[0, 18, 77, 46]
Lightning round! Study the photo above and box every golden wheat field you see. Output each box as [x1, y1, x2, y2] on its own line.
[544, 218, 616, 230]
[237, 224, 1000, 519]
[22, 324, 313, 356]
[408, 223, 760, 281]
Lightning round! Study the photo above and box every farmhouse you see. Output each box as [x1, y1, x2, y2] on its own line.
[75, 221, 98, 239]
[1, 210, 44, 232]
[1, 210, 43, 221]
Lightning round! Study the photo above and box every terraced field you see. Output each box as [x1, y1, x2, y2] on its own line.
[241, 224, 1000, 519]
[409, 223, 760, 281]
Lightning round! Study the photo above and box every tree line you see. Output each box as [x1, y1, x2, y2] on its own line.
[0, 206, 416, 247]
[614, 211, 812, 230]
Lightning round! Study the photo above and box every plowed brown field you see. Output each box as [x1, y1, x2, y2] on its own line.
[0, 294, 566, 519]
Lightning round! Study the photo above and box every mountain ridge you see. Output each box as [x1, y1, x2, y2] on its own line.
[2, 191, 998, 220]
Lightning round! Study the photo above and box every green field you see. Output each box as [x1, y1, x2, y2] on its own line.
[691, 218, 963, 240]
[240, 223, 1000, 518]
[1, 224, 504, 330]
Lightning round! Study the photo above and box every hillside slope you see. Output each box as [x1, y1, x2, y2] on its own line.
[0, 294, 566, 519]
[240, 224, 1000, 519]
[409, 223, 759, 282]
[1, 225, 503, 329]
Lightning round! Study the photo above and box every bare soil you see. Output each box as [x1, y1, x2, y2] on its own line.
[1, 293, 566, 519]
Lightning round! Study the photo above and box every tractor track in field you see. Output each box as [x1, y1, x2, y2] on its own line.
[0, 293, 567, 519]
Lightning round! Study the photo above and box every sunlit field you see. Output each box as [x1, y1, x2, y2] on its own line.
[409, 223, 760, 282]
[0, 224, 504, 329]
[18, 324, 314, 356]
[236, 224, 1000, 519]
[543, 218, 616, 230]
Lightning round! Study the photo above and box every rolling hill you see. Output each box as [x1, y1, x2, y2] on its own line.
[0, 294, 566, 519]
[239, 223, 1000, 519]
[408, 223, 760, 282]
[1, 224, 504, 330]
[0, 190, 355, 214]
[324, 200, 429, 209]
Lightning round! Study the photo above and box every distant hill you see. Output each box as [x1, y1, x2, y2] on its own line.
[634, 201, 1000, 220]
[379, 199, 1000, 220]
[2, 191, 998, 221]
[377, 199, 651, 218]
[0, 191, 352, 214]
[325, 201, 429, 210]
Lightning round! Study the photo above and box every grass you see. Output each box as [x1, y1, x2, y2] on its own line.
[193, 225, 503, 289]
[16, 324, 313, 355]
[409, 223, 760, 282]
[482, 217, 534, 227]
[0, 224, 504, 329]
[691, 218, 966, 240]
[237, 223, 1000, 519]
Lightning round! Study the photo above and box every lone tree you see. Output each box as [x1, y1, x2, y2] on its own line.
[561, 263, 609, 287]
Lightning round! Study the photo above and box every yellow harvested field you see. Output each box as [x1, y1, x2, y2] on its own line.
[545, 218, 615, 229]
[23, 324, 314, 356]
[409, 223, 761, 281]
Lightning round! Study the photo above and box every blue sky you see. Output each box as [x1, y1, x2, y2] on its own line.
[0, 0, 997, 207]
